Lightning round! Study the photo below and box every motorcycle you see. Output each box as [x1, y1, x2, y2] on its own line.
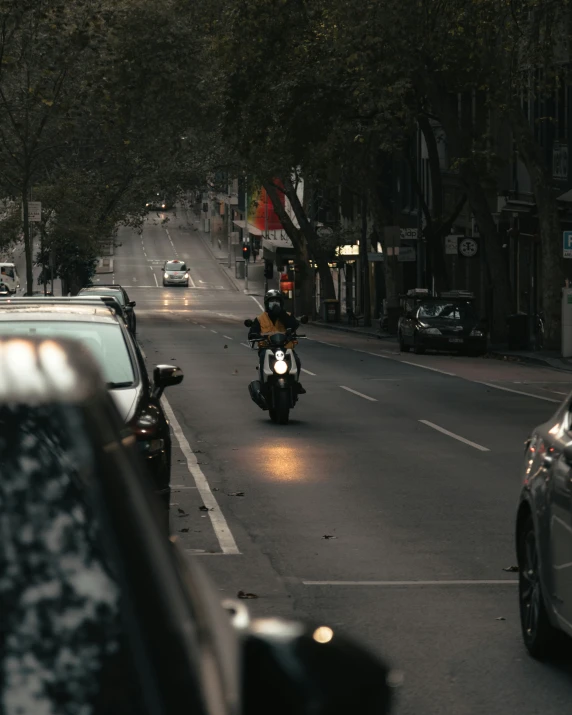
[244, 316, 307, 425]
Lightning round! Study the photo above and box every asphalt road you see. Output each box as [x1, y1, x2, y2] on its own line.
[107, 209, 572, 715]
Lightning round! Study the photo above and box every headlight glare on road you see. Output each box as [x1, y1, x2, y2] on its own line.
[470, 328, 483, 337]
[422, 327, 441, 335]
[273, 360, 288, 375]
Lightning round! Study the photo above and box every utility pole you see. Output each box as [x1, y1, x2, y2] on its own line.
[416, 122, 424, 288]
[227, 197, 232, 269]
[361, 194, 371, 326]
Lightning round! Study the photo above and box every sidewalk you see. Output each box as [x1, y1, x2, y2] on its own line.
[487, 347, 572, 373]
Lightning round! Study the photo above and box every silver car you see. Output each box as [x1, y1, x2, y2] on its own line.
[163, 259, 189, 287]
[516, 399, 572, 658]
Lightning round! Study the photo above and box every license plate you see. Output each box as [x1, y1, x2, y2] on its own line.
[449, 338, 463, 343]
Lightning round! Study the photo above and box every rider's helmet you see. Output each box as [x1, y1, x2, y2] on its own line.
[264, 289, 284, 318]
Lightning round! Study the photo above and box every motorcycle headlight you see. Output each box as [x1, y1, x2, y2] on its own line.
[422, 327, 441, 335]
[273, 360, 289, 375]
[470, 328, 483, 337]
[275, 350, 285, 361]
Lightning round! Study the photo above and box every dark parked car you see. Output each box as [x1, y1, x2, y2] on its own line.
[516, 402, 572, 658]
[0, 298, 182, 519]
[0, 335, 394, 715]
[79, 283, 137, 334]
[398, 291, 487, 355]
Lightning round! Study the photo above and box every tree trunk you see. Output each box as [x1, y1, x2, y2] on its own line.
[367, 180, 401, 308]
[510, 107, 564, 348]
[22, 186, 34, 295]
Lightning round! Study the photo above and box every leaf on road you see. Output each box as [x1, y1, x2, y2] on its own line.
[323, 534, 337, 539]
[237, 590, 259, 599]
[180, 528, 189, 533]
[228, 491, 245, 497]
[199, 505, 213, 512]
[502, 566, 519, 572]
[496, 617, 506, 621]
[233, 369, 239, 375]
[224, 344, 228, 349]
[177, 508, 185, 514]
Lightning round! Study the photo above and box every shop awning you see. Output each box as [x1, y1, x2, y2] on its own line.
[233, 220, 263, 236]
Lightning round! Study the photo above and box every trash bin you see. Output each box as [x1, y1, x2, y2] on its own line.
[507, 312, 528, 350]
[235, 259, 245, 279]
[321, 299, 340, 322]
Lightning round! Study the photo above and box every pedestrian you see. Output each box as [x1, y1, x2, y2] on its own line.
[252, 247, 259, 263]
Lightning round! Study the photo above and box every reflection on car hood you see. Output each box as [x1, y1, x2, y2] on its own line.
[422, 317, 474, 328]
[109, 387, 139, 423]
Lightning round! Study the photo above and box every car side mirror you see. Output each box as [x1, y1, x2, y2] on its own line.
[299, 315, 309, 324]
[152, 364, 183, 399]
[244, 319, 253, 327]
[129, 301, 136, 308]
[240, 617, 395, 715]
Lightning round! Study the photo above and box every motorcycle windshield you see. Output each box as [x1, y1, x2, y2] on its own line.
[269, 333, 287, 347]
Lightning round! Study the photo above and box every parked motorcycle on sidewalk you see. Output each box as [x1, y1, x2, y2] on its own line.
[245, 317, 307, 425]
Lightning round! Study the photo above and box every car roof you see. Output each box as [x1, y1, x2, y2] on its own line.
[166, 259, 185, 265]
[0, 303, 120, 323]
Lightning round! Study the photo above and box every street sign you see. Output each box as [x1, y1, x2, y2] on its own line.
[400, 228, 418, 241]
[445, 235, 459, 255]
[22, 201, 41, 222]
[459, 237, 478, 257]
[564, 231, 572, 258]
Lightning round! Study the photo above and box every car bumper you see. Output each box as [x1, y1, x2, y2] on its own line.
[417, 335, 487, 351]
[164, 278, 188, 285]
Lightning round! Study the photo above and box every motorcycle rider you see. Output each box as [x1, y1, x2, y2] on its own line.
[248, 289, 306, 394]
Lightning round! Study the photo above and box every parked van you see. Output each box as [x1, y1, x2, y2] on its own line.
[0, 263, 20, 293]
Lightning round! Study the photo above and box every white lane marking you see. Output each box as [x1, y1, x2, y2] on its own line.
[340, 385, 377, 402]
[301, 368, 316, 376]
[241, 342, 252, 348]
[211, 329, 218, 334]
[223, 335, 233, 340]
[475, 381, 561, 403]
[353, 349, 391, 360]
[419, 419, 490, 451]
[149, 266, 154, 271]
[153, 273, 158, 288]
[552, 391, 568, 396]
[250, 295, 264, 311]
[162, 397, 240, 554]
[199, 325, 206, 329]
[303, 580, 518, 586]
[310, 339, 341, 348]
[401, 360, 456, 377]
[187, 272, 196, 288]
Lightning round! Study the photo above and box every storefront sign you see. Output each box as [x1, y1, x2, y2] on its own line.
[445, 235, 460, 255]
[564, 231, 572, 258]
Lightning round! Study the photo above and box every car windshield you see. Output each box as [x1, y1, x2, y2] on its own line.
[0, 266, 15, 279]
[81, 288, 126, 306]
[166, 262, 187, 271]
[0, 321, 135, 386]
[418, 301, 477, 321]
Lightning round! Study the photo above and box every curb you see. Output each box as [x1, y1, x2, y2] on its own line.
[488, 350, 572, 373]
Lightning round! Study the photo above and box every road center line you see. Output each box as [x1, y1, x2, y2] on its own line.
[223, 335, 233, 340]
[153, 273, 158, 287]
[353, 349, 391, 359]
[162, 397, 240, 554]
[419, 419, 490, 451]
[303, 580, 517, 586]
[310, 339, 341, 348]
[301, 368, 316, 375]
[340, 385, 377, 402]
[211, 329, 218, 334]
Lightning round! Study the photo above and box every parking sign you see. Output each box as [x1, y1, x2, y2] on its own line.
[564, 231, 572, 258]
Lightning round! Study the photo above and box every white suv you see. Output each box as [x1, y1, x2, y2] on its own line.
[163, 260, 189, 287]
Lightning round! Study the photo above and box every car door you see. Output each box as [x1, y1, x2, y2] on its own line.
[547, 425, 572, 628]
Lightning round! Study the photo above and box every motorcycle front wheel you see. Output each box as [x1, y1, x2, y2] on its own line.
[270, 390, 290, 425]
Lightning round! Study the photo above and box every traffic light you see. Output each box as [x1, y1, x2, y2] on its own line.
[264, 260, 274, 279]
[242, 244, 251, 261]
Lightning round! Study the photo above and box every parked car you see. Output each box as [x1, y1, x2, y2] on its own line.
[516, 401, 572, 658]
[0, 297, 182, 521]
[0, 334, 394, 715]
[163, 259, 190, 287]
[398, 290, 487, 355]
[79, 283, 137, 334]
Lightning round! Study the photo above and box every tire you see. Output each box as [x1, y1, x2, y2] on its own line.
[518, 515, 562, 659]
[269, 408, 278, 423]
[275, 390, 290, 425]
[413, 334, 425, 355]
[399, 332, 411, 353]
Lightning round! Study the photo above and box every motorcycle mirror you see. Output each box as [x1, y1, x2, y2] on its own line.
[299, 315, 309, 324]
[240, 617, 395, 715]
[244, 319, 253, 327]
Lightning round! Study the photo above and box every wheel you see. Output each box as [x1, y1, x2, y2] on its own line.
[413, 333, 425, 355]
[269, 408, 278, 423]
[518, 515, 562, 659]
[399, 332, 411, 353]
[275, 391, 290, 425]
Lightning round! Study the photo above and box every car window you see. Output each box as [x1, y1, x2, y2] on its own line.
[0, 266, 15, 279]
[0, 405, 145, 714]
[0, 322, 135, 385]
[418, 301, 476, 320]
[166, 262, 187, 271]
[80, 288, 126, 306]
